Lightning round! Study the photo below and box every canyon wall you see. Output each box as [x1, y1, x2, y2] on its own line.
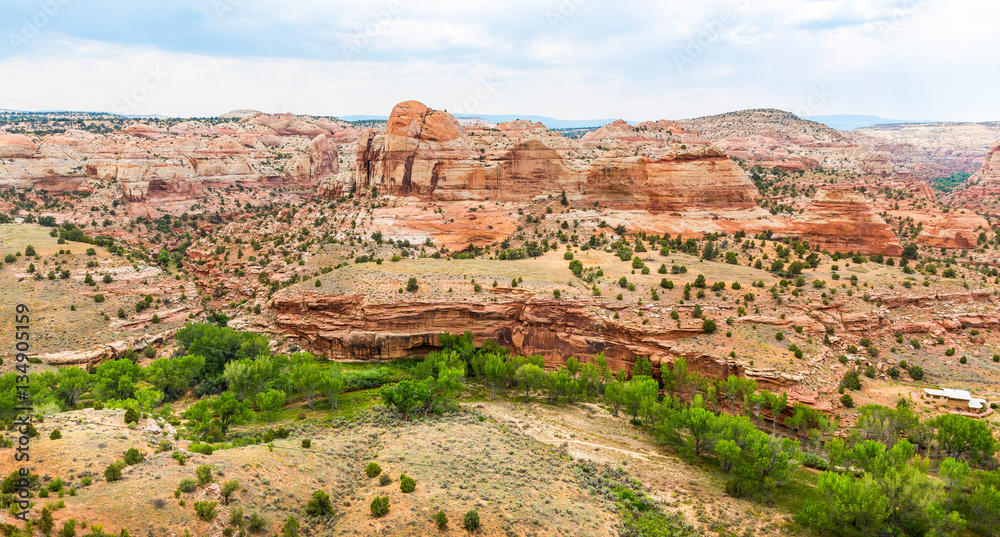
[0, 113, 348, 205]
[351, 100, 759, 210]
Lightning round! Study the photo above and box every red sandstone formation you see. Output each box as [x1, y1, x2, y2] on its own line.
[0, 116, 357, 207]
[268, 291, 797, 386]
[352, 100, 758, 209]
[769, 190, 903, 256]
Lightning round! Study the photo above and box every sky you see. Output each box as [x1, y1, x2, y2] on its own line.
[0, 0, 997, 121]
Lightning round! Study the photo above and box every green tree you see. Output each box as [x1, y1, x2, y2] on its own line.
[282, 515, 301, 537]
[55, 366, 89, 408]
[123, 447, 144, 465]
[221, 479, 240, 505]
[633, 356, 652, 377]
[677, 400, 715, 457]
[463, 510, 480, 531]
[605, 380, 625, 416]
[483, 353, 507, 399]
[379, 379, 429, 420]
[93, 359, 142, 400]
[798, 472, 891, 536]
[182, 399, 214, 439]
[968, 485, 1000, 534]
[934, 414, 996, 465]
[210, 391, 253, 436]
[514, 363, 546, 402]
[319, 364, 345, 409]
[256, 389, 287, 420]
[284, 352, 324, 409]
[135, 388, 164, 412]
[175, 323, 269, 383]
[196, 464, 213, 485]
[40, 504, 55, 535]
[222, 358, 274, 401]
[623, 377, 659, 421]
[104, 460, 125, 482]
[144, 354, 206, 400]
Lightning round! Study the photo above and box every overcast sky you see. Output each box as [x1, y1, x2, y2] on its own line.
[0, 0, 996, 121]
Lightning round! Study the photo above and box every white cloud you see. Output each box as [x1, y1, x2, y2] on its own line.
[0, 0, 998, 121]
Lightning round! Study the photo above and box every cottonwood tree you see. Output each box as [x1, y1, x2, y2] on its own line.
[319, 369, 345, 410]
[56, 367, 89, 407]
[514, 364, 546, 402]
[144, 354, 206, 400]
[379, 380, 429, 421]
[483, 353, 507, 399]
[256, 389, 287, 420]
[211, 391, 253, 436]
[285, 352, 324, 409]
[933, 414, 996, 466]
[223, 358, 274, 401]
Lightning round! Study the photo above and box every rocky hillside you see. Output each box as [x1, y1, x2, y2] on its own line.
[852, 122, 1000, 179]
[0, 113, 354, 211]
[677, 109, 897, 175]
[948, 141, 1000, 213]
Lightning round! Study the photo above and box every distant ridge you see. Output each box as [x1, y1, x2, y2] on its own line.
[803, 114, 932, 131]
[340, 113, 621, 130]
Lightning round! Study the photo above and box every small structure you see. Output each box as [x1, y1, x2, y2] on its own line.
[923, 388, 988, 414]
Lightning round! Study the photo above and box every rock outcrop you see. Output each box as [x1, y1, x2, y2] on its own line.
[284, 134, 340, 183]
[853, 123, 1000, 180]
[353, 100, 759, 209]
[0, 134, 38, 158]
[0, 115, 359, 208]
[271, 292, 745, 381]
[768, 190, 903, 256]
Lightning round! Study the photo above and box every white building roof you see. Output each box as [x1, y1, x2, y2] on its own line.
[924, 388, 988, 410]
[924, 388, 972, 400]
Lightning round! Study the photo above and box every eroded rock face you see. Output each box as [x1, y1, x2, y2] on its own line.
[284, 134, 340, 183]
[354, 100, 759, 209]
[271, 291, 744, 377]
[769, 190, 903, 256]
[0, 116, 358, 206]
[0, 134, 38, 158]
